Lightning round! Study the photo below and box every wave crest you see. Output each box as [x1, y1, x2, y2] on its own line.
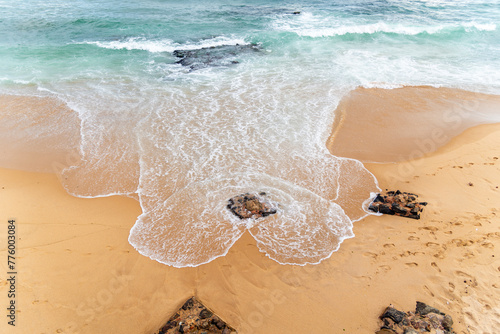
[273, 20, 497, 38]
[81, 35, 249, 53]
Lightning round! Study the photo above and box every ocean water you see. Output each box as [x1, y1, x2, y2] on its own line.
[1, 0, 499, 266]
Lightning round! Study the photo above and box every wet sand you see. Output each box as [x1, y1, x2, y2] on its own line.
[1, 87, 499, 333]
[327, 86, 500, 163]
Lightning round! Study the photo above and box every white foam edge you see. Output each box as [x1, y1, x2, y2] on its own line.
[78, 35, 250, 53]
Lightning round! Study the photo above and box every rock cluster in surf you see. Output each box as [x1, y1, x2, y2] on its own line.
[377, 302, 455, 334]
[156, 297, 236, 334]
[173, 44, 261, 71]
[227, 192, 278, 219]
[369, 190, 427, 219]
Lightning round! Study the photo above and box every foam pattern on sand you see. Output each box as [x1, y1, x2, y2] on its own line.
[129, 173, 356, 267]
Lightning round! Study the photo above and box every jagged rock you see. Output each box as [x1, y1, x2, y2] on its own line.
[173, 43, 261, 71]
[227, 192, 278, 219]
[381, 306, 406, 323]
[369, 190, 427, 219]
[403, 328, 419, 334]
[442, 315, 453, 330]
[416, 301, 442, 316]
[199, 309, 213, 319]
[156, 297, 237, 334]
[377, 302, 455, 334]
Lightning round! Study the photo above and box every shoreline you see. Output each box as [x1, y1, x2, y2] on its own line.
[327, 86, 500, 163]
[1, 88, 500, 333]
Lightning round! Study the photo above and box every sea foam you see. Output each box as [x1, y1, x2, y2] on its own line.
[273, 20, 497, 37]
[82, 36, 249, 53]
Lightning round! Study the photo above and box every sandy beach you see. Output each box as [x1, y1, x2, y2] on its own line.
[1, 87, 499, 334]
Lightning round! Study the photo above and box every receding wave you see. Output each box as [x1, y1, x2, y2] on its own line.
[0, 70, 380, 267]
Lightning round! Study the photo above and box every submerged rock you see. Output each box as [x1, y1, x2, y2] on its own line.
[227, 192, 278, 219]
[156, 297, 237, 334]
[377, 302, 456, 334]
[369, 190, 427, 219]
[173, 43, 261, 71]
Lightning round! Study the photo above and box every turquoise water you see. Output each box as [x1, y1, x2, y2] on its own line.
[1, 0, 499, 267]
[1, 0, 499, 90]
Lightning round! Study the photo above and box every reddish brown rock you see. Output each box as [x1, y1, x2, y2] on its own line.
[227, 192, 278, 219]
[377, 302, 455, 334]
[369, 190, 427, 219]
[156, 297, 237, 334]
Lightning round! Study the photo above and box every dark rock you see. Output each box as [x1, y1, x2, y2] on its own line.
[369, 190, 427, 219]
[442, 314, 453, 330]
[227, 192, 279, 219]
[200, 320, 210, 329]
[199, 309, 213, 319]
[377, 302, 454, 334]
[391, 203, 407, 215]
[415, 301, 441, 316]
[369, 203, 379, 212]
[181, 298, 194, 310]
[381, 306, 406, 323]
[403, 328, 419, 334]
[155, 296, 236, 334]
[378, 204, 394, 215]
[173, 43, 261, 71]
[214, 320, 225, 330]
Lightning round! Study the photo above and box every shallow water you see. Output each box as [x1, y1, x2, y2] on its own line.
[1, 0, 499, 266]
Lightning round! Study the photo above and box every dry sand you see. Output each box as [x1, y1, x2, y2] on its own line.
[1, 87, 499, 334]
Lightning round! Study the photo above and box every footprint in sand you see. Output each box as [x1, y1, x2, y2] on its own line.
[433, 253, 445, 260]
[383, 243, 395, 248]
[423, 285, 435, 297]
[448, 282, 455, 292]
[405, 262, 418, 267]
[462, 250, 476, 259]
[455, 271, 478, 288]
[377, 265, 391, 273]
[431, 262, 441, 272]
[452, 239, 474, 247]
[420, 226, 439, 232]
[408, 236, 420, 241]
[363, 252, 378, 259]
